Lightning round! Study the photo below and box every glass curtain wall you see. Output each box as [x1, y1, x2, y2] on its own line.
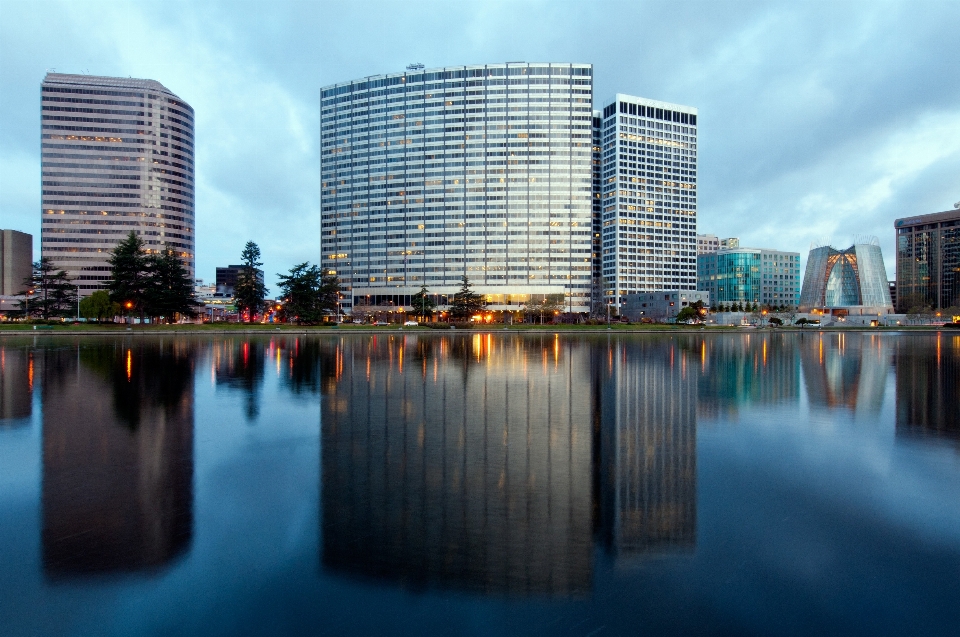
[320, 63, 594, 313]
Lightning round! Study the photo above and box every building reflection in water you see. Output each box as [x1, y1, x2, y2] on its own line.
[41, 339, 195, 578]
[800, 332, 891, 416]
[321, 334, 594, 595]
[598, 337, 697, 561]
[0, 340, 34, 424]
[896, 333, 960, 441]
[697, 334, 801, 419]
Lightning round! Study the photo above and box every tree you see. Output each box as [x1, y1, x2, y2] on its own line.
[450, 276, 487, 321]
[80, 290, 121, 322]
[411, 286, 436, 320]
[18, 258, 75, 319]
[144, 249, 200, 323]
[234, 241, 268, 323]
[768, 316, 783, 327]
[523, 293, 564, 324]
[675, 306, 699, 323]
[108, 232, 150, 321]
[276, 263, 341, 324]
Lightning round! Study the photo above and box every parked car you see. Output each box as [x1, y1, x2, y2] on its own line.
[403, 320, 418, 326]
[373, 321, 389, 326]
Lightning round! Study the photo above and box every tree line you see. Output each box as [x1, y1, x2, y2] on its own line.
[17, 233, 344, 324]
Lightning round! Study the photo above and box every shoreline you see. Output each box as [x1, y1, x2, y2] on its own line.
[0, 324, 955, 336]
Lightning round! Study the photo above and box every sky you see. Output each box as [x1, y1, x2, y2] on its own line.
[1, 0, 958, 288]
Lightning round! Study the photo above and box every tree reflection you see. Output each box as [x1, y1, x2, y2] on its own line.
[213, 338, 265, 421]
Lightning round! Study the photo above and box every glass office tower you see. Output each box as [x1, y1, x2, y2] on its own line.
[597, 95, 699, 310]
[320, 63, 594, 314]
[40, 74, 195, 294]
[894, 209, 960, 311]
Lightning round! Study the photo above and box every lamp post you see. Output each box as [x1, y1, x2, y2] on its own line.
[76, 285, 81, 321]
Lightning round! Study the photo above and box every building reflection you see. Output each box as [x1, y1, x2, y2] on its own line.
[41, 340, 194, 578]
[321, 334, 594, 596]
[597, 337, 697, 561]
[895, 334, 960, 440]
[800, 332, 890, 415]
[697, 334, 801, 418]
[0, 340, 34, 423]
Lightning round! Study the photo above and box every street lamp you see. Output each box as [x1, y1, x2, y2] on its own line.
[76, 285, 81, 321]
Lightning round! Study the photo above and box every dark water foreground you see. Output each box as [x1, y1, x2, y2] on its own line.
[0, 332, 958, 636]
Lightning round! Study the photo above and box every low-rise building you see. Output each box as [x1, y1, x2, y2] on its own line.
[622, 290, 709, 322]
[698, 245, 801, 308]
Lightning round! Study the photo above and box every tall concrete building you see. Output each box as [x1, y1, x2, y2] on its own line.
[0, 229, 33, 295]
[597, 95, 699, 310]
[894, 208, 960, 311]
[40, 73, 195, 295]
[320, 63, 594, 314]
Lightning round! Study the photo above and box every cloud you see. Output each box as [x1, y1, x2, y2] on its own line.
[1, 0, 958, 288]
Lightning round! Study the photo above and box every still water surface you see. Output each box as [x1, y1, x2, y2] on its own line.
[1, 332, 958, 636]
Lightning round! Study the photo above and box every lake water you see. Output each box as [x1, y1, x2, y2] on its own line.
[1, 332, 958, 636]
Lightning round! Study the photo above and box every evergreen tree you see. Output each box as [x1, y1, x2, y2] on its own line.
[145, 249, 200, 322]
[108, 232, 149, 321]
[410, 286, 436, 320]
[19, 258, 76, 319]
[450, 276, 487, 320]
[234, 241, 268, 323]
[276, 263, 342, 325]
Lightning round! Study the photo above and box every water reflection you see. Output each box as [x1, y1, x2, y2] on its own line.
[697, 334, 801, 418]
[41, 340, 194, 578]
[0, 341, 34, 424]
[801, 332, 891, 415]
[212, 338, 266, 421]
[896, 334, 960, 441]
[321, 334, 594, 595]
[597, 338, 697, 561]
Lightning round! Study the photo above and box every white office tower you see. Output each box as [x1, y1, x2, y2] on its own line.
[40, 73, 195, 294]
[598, 95, 698, 310]
[320, 63, 594, 314]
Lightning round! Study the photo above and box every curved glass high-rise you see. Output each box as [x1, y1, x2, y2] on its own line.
[320, 63, 594, 313]
[40, 73, 195, 294]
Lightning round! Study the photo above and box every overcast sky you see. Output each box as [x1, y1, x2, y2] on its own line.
[1, 0, 958, 287]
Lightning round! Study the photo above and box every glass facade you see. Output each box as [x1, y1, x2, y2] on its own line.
[697, 247, 800, 307]
[895, 210, 960, 311]
[598, 95, 699, 309]
[799, 242, 893, 311]
[320, 63, 594, 313]
[40, 73, 195, 294]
